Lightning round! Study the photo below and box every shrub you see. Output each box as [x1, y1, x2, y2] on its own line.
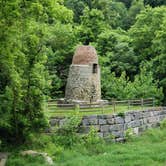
[160, 119, 166, 129]
[117, 112, 125, 117]
[125, 128, 134, 141]
[82, 127, 105, 155]
[53, 114, 82, 148]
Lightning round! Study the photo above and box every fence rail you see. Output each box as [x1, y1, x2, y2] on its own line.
[45, 98, 155, 116]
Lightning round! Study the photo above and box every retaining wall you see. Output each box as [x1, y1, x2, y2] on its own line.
[49, 107, 166, 142]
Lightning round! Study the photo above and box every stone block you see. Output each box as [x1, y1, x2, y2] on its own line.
[92, 125, 100, 131]
[143, 118, 148, 124]
[150, 111, 154, 116]
[153, 111, 159, 116]
[159, 115, 166, 121]
[159, 111, 166, 115]
[138, 126, 147, 132]
[133, 112, 142, 120]
[146, 124, 153, 129]
[59, 119, 67, 127]
[114, 117, 124, 124]
[109, 124, 124, 131]
[116, 138, 125, 142]
[97, 132, 104, 137]
[100, 125, 110, 132]
[79, 126, 90, 133]
[139, 119, 144, 125]
[99, 119, 107, 125]
[133, 127, 139, 135]
[125, 115, 131, 123]
[127, 120, 141, 128]
[105, 115, 113, 119]
[49, 119, 59, 126]
[147, 117, 157, 123]
[98, 115, 108, 119]
[111, 131, 124, 138]
[107, 118, 115, 125]
[88, 117, 98, 125]
[103, 132, 110, 137]
[142, 111, 151, 118]
[82, 118, 89, 126]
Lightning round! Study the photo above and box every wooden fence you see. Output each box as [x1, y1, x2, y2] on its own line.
[46, 98, 155, 115]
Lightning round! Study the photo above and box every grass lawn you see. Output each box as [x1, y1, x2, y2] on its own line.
[5, 127, 166, 166]
[55, 128, 166, 166]
[46, 103, 151, 117]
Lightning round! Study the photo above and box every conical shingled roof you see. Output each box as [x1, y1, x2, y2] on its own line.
[72, 45, 98, 65]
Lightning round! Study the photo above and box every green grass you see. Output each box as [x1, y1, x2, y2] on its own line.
[6, 155, 47, 166]
[55, 128, 166, 166]
[45, 103, 151, 117]
[5, 127, 166, 166]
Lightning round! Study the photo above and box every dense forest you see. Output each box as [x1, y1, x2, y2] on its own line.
[0, 0, 166, 142]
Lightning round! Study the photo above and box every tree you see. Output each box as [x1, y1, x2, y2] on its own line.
[129, 6, 166, 103]
[125, 0, 145, 29]
[129, 6, 166, 60]
[64, 0, 85, 22]
[76, 7, 108, 44]
[46, 23, 77, 97]
[101, 69, 129, 99]
[92, 0, 128, 29]
[152, 18, 166, 104]
[115, 0, 133, 8]
[96, 29, 138, 79]
[0, 0, 73, 143]
[126, 66, 163, 102]
[144, 0, 166, 7]
[101, 66, 163, 102]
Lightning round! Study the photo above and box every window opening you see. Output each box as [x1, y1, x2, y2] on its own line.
[93, 64, 97, 73]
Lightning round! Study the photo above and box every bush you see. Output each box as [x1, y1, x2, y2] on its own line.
[125, 128, 134, 141]
[117, 112, 125, 117]
[82, 127, 105, 155]
[53, 114, 82, 148]
[160, 119, 166, 129]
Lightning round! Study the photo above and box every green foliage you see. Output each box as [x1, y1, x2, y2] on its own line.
[64, 0, 85, 22]
[96, 29, 137, 78]
[102, 66, 163, 102]
[117, 112, 125, 117]
[144, 0, 166, 7]
[125, 128, 134, 141]
[5, 128, 166, 166]
[76, 7, 107, 44]
[129, 6, 166, 103]
[160, 119, 166, 129]
[82, 127, 105, 154]
[46, 23, 77, 97]
[6, 155, 47, 166]
[125, 0, 145, 28]
[1, 0, 166, 146]
[0, 0, 73, 143]
[53, 115, 82, 147]
[83, 127, 103, 145]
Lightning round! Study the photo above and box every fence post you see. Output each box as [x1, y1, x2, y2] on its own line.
[101, 102, 104, 114]
[128, 100, 130, 110]
[112, 100, 116, 113]
[75, 103, 80, 113]
[152, 98, 155, 107]
[141, 98, 144, 109]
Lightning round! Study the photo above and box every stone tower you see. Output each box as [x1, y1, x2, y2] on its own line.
[65, 45, 101, 103]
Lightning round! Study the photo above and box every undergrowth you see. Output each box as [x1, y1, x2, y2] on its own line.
[4, 118, 166, 166]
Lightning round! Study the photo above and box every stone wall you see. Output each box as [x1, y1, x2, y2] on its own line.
[50, 107, 166, 142]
